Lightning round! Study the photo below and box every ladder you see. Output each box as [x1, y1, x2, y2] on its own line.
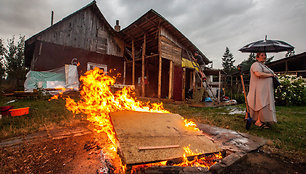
[186, 51, 217, 102]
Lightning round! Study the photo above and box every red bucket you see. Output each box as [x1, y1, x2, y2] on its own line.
[9, 107, 29, 117]
[0, 106, 14, 116]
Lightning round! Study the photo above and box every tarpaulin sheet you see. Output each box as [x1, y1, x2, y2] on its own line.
[181, 58, 200, 71]
[24, 65, 79, 92]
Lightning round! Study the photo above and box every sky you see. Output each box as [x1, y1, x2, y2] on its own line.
[0, 0, 305, 68]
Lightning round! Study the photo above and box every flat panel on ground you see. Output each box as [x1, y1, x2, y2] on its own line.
[110, 111, 221, 165]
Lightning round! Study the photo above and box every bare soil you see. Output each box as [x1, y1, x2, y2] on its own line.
[0, 125, 305, 174]
[222, 151, 305, 174]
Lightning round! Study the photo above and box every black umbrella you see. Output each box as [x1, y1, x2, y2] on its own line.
[239, 36, 294, 53]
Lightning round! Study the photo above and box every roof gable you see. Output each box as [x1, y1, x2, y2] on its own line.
[26, 1, 118, 44]
[120, 9, 211, 64]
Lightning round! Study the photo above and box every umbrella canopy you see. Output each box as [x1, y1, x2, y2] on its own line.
[239, 36, 294, 53]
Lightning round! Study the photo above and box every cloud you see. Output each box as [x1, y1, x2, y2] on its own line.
[0, 0, 305, 68]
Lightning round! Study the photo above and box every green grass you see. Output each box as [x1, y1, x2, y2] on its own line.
[0, 96, 305, 162]
[163, 103, 306, 162]
[0, 97, 83, 139]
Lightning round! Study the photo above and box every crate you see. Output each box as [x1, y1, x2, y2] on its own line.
[9, 107, 29, 117]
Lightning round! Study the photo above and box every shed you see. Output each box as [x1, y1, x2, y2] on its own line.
[267, 52, 306, 77]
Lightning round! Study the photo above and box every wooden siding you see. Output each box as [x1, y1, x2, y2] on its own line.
[161, 27, 184, 49]
[37, 8, 123, 57]
[160, 36, 182, 65]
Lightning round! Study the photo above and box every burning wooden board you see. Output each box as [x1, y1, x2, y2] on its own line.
[110, 111, 221, 165]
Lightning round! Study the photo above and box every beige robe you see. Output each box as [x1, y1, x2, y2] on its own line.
[247, 62, 277, 123]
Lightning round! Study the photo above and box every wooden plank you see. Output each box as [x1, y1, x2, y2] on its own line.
[168, 61, 173, 99]
[160, 36, 182, 65]
[132, 40, 135, 85]
[193, 70, 196, 90]
[158, 27, 162, 98]
[110, 111, 221, 165]
[138, 145, 180, 150]
[141, 34, 146, 97]
[182, 68, 186, 100]
[123, 61, 126, 84]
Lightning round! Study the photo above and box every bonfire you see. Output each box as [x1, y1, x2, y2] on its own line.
[51, 68, 222, 173]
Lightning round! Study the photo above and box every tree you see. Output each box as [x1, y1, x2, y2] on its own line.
[222, 47, 235, 74]
[239, 53, 274, 72]
[3, 36, 28, 88]
[0, 39, 6, 79]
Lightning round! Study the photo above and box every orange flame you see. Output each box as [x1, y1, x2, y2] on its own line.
[183, 119, 200, 132]
[61, 68, 168, 173]
[55, 68, 221, 172]
[131, 146, 222, 173]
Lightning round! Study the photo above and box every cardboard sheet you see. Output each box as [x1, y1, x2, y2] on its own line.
[110, 111, 221, 165]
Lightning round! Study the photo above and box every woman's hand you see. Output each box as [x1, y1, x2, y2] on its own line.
[254, 71, 274, 78]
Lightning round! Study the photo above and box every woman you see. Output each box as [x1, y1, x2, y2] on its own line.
[247, 52, 277, 128]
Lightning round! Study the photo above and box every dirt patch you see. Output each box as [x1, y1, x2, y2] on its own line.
[222, 151, 305, 174]
[0, 131, 103, 173]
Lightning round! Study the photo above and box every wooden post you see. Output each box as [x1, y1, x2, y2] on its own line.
[132, 40, 135, 85]
[141, 34, 146, 97]
[158, 27, 162, 98]
[192, 70, 196, 90]
[285, 61, 288, 73]
[182, 68, 186, 100]
[123, 61, 126, 85]
[218, 71, 221, 103]
[168, 61, 173, 99]
[230, 75, 233, 99]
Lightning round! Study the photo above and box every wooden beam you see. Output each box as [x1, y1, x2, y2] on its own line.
[132, 40, 135, 85]
[126, 54, 159, 63]
[192, 70, 196, 90]
[141, 34, 146, 97]
[182, 68, 186, 100]
[218, 71, 221, 103]
[123, 61, 126, 85]
[168, 61, 173, 99]
[158, 27, 162, 98]
[138, 145, 180, 150]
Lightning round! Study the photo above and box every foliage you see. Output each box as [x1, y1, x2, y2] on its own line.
[0, 36, 28, 90]
[239, 53, 273, 73]
[222, 47, 236, 74]
[4, 36, 28, 80]
[275, 75, 306, 106]
[0, 39, 6, 79]
[239, 53, 256, 72]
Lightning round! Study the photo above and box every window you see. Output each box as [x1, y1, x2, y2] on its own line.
[87, 62, 107, 73]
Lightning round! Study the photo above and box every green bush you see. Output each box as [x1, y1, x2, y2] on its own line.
[275, 75, 306, 106]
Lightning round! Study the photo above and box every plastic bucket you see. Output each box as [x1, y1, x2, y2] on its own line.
[9, 107, 29, 117]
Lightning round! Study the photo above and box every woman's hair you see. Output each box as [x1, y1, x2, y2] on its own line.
[256, 52, 266, 58]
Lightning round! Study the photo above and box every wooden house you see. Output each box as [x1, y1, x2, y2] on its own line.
[24, 1, 125, 82]
[25, 1, 212, 101]
[120, 9, 211, 100]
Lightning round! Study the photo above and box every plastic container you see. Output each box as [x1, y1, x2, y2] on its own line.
[0, 105, 14, 116]
[9, 107, 29, 117]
